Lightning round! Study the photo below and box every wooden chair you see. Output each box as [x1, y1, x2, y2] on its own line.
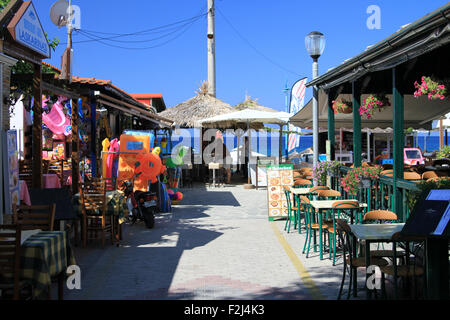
[421, 171, 438, 180]
[19, 160, 34, 190]
[335, 219, 389, 299]
[12, 204, 56, 231]
[48, 160, 65, 187]
[0, 224, 33, 300]
[79, 181, 115, 248]
[103, 177, 117, 191]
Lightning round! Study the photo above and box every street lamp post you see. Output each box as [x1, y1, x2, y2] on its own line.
[305, 31, 326, 170]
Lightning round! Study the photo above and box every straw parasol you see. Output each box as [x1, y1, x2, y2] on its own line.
[159, 82, 235, 128]
[234, 94, 280, 113]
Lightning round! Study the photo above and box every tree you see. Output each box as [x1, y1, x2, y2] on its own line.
[0, 0, 11, 12]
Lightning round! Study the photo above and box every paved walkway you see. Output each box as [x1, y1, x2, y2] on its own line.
[64, 183, 359, 300]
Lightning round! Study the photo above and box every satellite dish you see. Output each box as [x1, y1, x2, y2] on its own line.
[50, 0, 70, 28]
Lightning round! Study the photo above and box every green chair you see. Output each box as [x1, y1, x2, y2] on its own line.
[307, 186, 330, 200]
[300, 196, 326, 258]
[335, 219, 388, 299]
[283, 188, 300, 233]
[328, 200, 360, 265]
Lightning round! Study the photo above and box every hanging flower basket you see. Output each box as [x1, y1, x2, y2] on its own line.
[332, 99, 353, 114]
[359, 94, 390, 120]
[359, 177, 372, 189]
[414, 76, 448, 101]
[341, 166, 382, 195]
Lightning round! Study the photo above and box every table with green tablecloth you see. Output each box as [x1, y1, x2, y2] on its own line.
[21, 231, 76, 299]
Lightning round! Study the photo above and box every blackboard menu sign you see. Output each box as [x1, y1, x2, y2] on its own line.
[401, 189, 450, 238]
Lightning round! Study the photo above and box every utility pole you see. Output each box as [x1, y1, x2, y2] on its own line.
[207, 0, 216, 97]
[60, 0, 73, 82]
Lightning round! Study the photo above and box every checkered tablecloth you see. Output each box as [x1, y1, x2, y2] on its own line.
[73, 191, 129, 223]
[21, 231, 76, 299]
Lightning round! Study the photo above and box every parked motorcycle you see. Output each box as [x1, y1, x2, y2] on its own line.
[120, 179, 157, 229]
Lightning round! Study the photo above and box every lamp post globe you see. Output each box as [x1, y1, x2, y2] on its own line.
[305, 31, 325, 175]
[305, 31, 326, 61]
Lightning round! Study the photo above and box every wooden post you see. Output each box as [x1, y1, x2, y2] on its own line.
[352, 81, 362, 167]
[72, 98, 80, 194]
[392, 67, 404, 220]
[439, 119, 444, 149]
[327, 94, 335, 161]
[90, 98, 97, 177]
[32, 63, 42, 189]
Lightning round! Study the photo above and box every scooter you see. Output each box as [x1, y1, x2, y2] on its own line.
[120, 178, 157, 229]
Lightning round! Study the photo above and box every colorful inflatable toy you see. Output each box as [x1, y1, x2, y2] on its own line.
[42, 96, 71, 136]
[135, 152, 165, 183]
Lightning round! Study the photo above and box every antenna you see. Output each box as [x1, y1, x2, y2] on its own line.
[49, 0, 70, 28]
[50, 0, 77, 82]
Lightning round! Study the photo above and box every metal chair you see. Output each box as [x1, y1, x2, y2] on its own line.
[335, 219, 389, 300]
[283, 188, 300, 233]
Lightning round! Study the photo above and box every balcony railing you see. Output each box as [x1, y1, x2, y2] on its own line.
[334, 166, 420, 222]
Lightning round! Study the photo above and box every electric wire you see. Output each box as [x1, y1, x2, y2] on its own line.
[216, 6, 301, 77]
[75, 15, 202, 44]
[72, 17, 200, 50]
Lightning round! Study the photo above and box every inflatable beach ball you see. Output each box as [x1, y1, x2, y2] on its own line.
[175, 192, 183, 201]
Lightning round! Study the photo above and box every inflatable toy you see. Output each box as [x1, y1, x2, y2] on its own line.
[42, 96, 71, 136]
[175, 192, 183, 201]
[152, 147, 161, 156]
[106, 138, 119, 181]
[167, 189, 175, 196]
[135, 152, 165, 184]
[161, 137, 168, 149]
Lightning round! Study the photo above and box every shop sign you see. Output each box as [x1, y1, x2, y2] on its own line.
[8, 1, 50, 58]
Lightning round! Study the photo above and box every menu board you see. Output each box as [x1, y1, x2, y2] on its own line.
[266, 164, 294, 220]
[3, 131, 20, 214]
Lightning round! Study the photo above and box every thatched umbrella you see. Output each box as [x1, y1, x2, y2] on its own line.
[159, 82, 235, 128]
[234, 94, 279, 113]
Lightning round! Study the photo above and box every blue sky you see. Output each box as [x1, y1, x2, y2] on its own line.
[34, 0, 449, 111]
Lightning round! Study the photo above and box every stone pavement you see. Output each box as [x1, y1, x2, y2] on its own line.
[63, 183, 369, 300]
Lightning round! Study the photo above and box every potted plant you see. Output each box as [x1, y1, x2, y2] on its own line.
[359, 94, 390, 120]
[332, 99, 353, 114]
[414, 76, 447, 100]
[326, 160, 343, 177]
[407, 178, 450, 212]
[312, 161, 328, 186]
[341, 165, 383, 195]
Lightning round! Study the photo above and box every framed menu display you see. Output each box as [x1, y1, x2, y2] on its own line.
[266, 164, 294, 221]
[2, 130, 20, 215]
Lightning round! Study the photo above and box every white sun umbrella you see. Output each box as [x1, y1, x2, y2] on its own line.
[200, 109, 291, 183]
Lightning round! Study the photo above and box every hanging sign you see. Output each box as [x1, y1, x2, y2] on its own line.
[7, 1, 50, 58]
